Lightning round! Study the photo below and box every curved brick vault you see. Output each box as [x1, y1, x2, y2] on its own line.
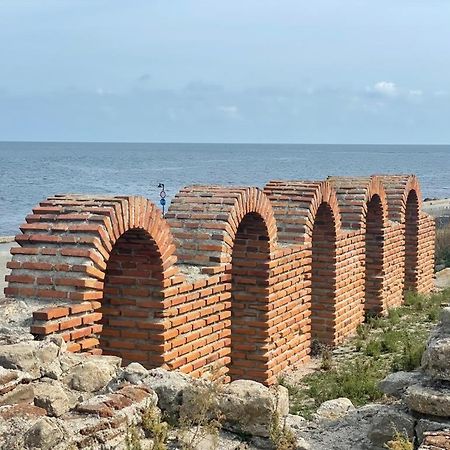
[4, 175, 435, 385]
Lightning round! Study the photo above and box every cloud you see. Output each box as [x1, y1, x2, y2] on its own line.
[372, 81, 398, 97]
[217, 105, 240, 119]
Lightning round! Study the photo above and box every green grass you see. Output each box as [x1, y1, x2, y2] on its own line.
[280, 289, 450, 419]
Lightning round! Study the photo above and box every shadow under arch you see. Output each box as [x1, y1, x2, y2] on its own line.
[230, 211, 271, 381]
[364, 194, 385, 315]
[100, 227, 166, 367]
[310, 201, 338, 346]
[404, 189, 420, 294]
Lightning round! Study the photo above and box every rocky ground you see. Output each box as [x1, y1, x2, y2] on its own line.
[1, 311, 450, 450]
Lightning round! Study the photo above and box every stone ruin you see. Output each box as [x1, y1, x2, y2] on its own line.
[3, 174, 435, 386]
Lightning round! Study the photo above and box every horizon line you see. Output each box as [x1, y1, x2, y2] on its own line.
[1, 140, 450, 146]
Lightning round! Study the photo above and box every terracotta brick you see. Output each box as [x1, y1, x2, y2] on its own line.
[4, 177, 434, 386]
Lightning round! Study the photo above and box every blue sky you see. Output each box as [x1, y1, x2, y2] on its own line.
[1, 1, 449, 143]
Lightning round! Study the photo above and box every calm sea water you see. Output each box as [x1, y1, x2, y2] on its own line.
[0, 142, 449, 235]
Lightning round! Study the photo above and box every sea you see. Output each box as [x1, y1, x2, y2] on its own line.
[0, 142, 449, 236]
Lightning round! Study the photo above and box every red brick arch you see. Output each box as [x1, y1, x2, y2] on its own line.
[167, 186, 277, 382]
[264, 181, 341, 346]
[264, 180, 341, 245]
[167, 186, 277, 267]
[380, 175, 422, 294]
[4, 174, 435, 387]
[329, 176, 389, 315]
[5, 195, 177, 365]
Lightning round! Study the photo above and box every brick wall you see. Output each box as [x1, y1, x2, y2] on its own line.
[4, 175, 435, 386]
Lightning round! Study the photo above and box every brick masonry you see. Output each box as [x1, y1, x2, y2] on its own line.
[4, 175, 435, 385]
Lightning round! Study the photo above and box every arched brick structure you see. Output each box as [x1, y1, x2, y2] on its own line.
[4, 174, 436, 386]
[167, 186, 277, 383]
[264, 181, 341, 347]
[328, 176, 389, 318]
[379, 175, 433, 303]
[5, 195, 176, 362]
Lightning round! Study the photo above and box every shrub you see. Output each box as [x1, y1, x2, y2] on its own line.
[177, 366, 224, 450]
[125, 424, 142, 450]
[391, 337, 426, 372]
[270, 413, 297, 450]
[385, 431, 414, 450]
[436, 225, 450, 268]
[141, 403, 169, 450]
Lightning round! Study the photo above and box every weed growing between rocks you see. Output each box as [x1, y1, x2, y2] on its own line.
[269, 393, 297, 450]
[385, 431, 414, 450]
[436, 225, 450, 269]
[177, 366, 224, 450]
[126, 424, 143, 450]
[280, 289, 450, 419]
[141, 403, 169, 450]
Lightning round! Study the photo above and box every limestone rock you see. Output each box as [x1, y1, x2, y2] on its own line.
[217, 379, 289, 438]
[416, 418, 450, 444]
[34, 382, 77, 417]
[422, 336, 450, 381]
[367, 407, 414, 448]
[405, 383, 450, 417]
[315, 397, 355, 420]
[419, 431, 450, 450]
[143, 368, 191, 418]
[122, 362, 149, 384]
[0, 383, 34, 406]
[379, 371, 423, 398]
[23, 417, 66, 450]
[422, 307, 450, 382]
[64, 356, 121, 392]
[0, 341, 60, 378]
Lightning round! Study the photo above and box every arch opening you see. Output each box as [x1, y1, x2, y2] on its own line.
[364, 195, 385, 315]
[404, 190, 419, 294]
[100, 228, 165, 368]
[230, 212, 271, 382]
[310, 203, 337, 347]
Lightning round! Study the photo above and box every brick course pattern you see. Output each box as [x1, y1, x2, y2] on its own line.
[4, 175, 435, 385]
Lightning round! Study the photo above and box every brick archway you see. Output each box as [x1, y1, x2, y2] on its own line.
[100, 228, 166, 367]
[5, 195, 177, 360]
[364, 194, 385, 314]
[310, 202, 337, 345]
[404, 189, 420, 293]
[230, 211, 271, 381]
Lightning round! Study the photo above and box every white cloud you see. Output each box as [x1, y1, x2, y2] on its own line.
[217, 105, 241, 119]
[409, 89, 423, 97]
[373, 81, 398, 97]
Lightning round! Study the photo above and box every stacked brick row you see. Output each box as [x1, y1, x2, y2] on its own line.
[4, 175, 436, 386]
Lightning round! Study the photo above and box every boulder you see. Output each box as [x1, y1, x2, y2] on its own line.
[143, 368, 191, 419]
[122, 362, 149, 384]
[422, 336, 450, 381]
[367, 406, 414, 448]
[217, 379, 289, 438]
[379, 371, 423, 398]
[23, 417, 67, 450]
[0, 383, 35, 406]
[419, 431, 450, 450]
[416, 418, 450, 444]
[315, 398, 355, 420]
[0, 341, 60, 378]
[422, 307, 450, 382]
[34, 382, 77, 417]
[405, 383, 450, 417]
[63, 356, 121, 393]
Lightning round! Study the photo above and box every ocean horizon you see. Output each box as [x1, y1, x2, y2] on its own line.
[1, 141, 449, 235]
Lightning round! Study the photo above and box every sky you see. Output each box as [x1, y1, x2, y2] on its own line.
[0, 1, 449, 144]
